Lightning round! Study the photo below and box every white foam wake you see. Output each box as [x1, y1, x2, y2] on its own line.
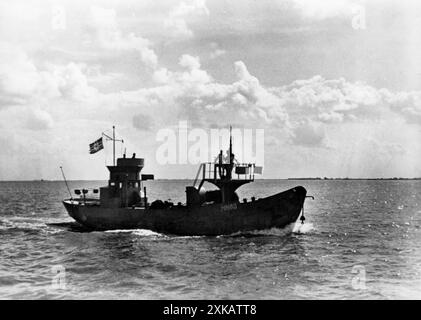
[103, 222, 315, 238]
[105, 229, 165, 237]
[292, 221, 314, 234]
[226, 221, 315, 237]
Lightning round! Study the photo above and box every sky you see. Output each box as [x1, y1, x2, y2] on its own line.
[0, 0, 421, 180]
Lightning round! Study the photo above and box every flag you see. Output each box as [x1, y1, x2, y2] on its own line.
[254, 166, 263, 174]
[89, 137, 104, 154]
[235, 166, 249, 175]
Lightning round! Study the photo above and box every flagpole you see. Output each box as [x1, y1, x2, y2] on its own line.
[113, 125, 115, 166]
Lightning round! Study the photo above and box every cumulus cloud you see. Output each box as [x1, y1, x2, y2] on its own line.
[152, 67, 172, 84]
[91, 6, 158, 68]
[0, 43, 99, 108]
[179, 54, 201, 70]
[1, 0, 421, 179]
[134, 62, 421, 153]
[133, 113, 154, 131]
[124, 56, 421, 150]
[168, 59, 288, 127]
[318, 111, 344, 123]
[209, 49, 226, 59]
[209, 43, 226, 59]
[0, 43, 60, 108]
[271, 76, 400, 125]
[291, 120, 325, 146]
[387, 91, 421, 124]
[119, 58, 291, 133]
[292, 0, 360, 20]
[153, 54, 212, 85]
[25, 108, 54, 131]
[50, 63, 98, 101]
[5, 41, 418, 154]
[164, 0, 210, 39]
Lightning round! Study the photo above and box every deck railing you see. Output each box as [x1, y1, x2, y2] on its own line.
[193, 162, 255, 188]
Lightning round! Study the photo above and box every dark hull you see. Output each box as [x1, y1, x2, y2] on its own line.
[63, 186, 307, 236]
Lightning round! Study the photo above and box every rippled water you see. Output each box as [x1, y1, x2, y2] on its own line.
[0, 180, 420, 299]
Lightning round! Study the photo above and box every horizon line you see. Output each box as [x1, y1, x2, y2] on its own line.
[1, 177, 421, 182]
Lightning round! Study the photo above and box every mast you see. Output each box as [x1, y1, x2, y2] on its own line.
[229, 125, 232, 165]
[102, 126, 123, 167]
[113, 125, 115, 166]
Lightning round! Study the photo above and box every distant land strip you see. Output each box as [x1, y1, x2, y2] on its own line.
[1, 177, 421, 182]
[287, 177, 421, 180]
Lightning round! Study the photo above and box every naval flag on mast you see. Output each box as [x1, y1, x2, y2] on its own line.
[89, 137, 104, 154]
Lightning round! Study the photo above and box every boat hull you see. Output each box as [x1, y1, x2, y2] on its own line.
[63, 186, 307, 236]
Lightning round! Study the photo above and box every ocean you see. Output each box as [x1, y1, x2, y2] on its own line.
[0, 180, 420, 299]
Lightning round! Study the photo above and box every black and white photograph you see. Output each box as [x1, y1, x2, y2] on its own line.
[0, 0, 420, 302]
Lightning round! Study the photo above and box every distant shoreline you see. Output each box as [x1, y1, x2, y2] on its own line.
[1, 178, 421, 182]
[287, 177, 421, 181]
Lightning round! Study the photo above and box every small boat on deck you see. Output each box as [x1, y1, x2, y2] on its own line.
[62, 127, 310, 236]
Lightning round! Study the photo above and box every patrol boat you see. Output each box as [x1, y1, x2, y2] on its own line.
[62, 128, 310, 236]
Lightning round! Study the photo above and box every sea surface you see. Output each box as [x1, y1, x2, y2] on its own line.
[0, 179, 420, 299]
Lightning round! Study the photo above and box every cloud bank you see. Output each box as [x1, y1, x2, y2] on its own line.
[0, 0, 420, 179]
